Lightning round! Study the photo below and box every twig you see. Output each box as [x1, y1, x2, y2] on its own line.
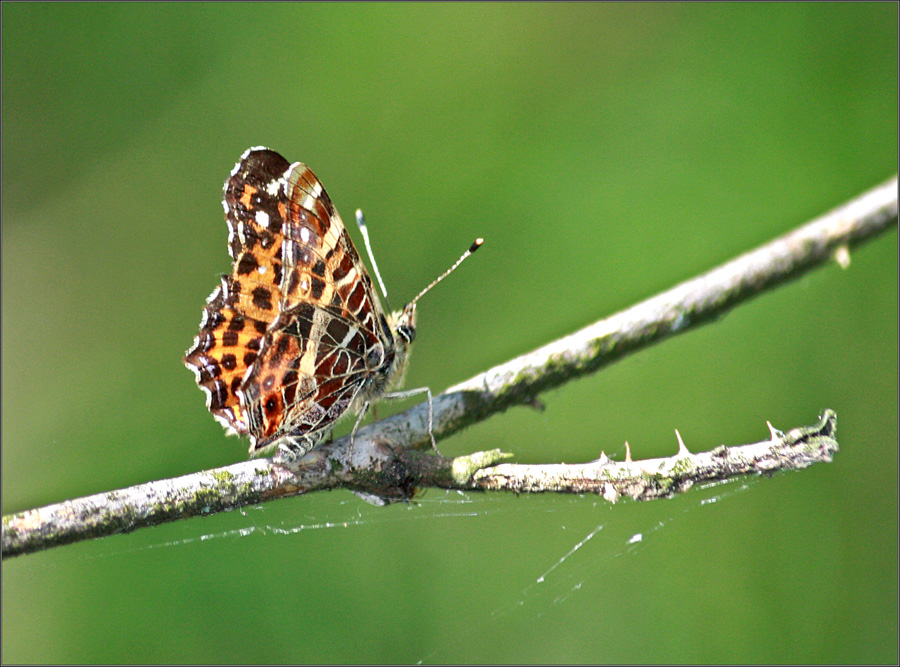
[0, 411, 839, 558]
[432, 175, 898, 435]
[470, 411, 839, 502]
[2, 177, 895, 558]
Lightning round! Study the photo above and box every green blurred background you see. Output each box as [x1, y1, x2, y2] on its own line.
[3, 3, 896, 663]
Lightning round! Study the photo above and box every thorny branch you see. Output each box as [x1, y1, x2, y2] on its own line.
[471, 411, 839, 502]
[2, 176, 896, 558]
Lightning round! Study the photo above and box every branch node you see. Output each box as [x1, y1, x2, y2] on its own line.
[450, 449, 513, 485]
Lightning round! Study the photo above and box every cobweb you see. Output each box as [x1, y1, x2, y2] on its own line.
[50, 470, 759, 662]
[414, 475, 758, 662]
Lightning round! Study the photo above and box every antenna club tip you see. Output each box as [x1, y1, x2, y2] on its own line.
[470, 238, 484, 253]
[355, 208, 364, 220]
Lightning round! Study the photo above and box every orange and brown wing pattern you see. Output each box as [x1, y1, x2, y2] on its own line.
[186, 149, 410, 458]
[237, 163, 396, 454]
[184, 148, 292, 435]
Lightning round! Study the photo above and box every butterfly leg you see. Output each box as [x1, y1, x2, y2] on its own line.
[382, 386, 437, 454]
[272, 434, 315, 463]
[348, 401, 371, 462]
[276, 441, 298, 460]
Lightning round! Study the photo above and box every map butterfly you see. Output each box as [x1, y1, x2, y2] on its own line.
[184, 147, 481, 458]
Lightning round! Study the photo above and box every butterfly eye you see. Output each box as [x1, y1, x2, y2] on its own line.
[397, 324, 416, 344]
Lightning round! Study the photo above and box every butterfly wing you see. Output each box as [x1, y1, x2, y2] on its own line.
[238, 162, 397, 455]
[183, 147, 292, 435]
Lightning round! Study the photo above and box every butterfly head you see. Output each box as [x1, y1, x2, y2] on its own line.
[394, 302, 417, 345]
[380, 302, 417, 390]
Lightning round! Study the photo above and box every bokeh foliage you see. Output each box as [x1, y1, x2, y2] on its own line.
[3, 4, 896, 663]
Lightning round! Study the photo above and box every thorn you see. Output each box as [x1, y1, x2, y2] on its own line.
[834, 244, 851, 269]
[675, 429, 690, 456]
[767, 421, 783, 441]
[625, 442, 632, 464]
[597, 451, 609, 465]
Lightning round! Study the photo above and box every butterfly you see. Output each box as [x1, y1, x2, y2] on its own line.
[184, 147, 480, 458]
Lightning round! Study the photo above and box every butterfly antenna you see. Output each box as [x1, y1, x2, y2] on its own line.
[409, 238, 484, 308]
[355, 209, 390, 300]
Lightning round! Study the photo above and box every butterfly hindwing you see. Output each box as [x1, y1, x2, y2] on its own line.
[185, 148, 293, 434]
[237, 161, 394, 454]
